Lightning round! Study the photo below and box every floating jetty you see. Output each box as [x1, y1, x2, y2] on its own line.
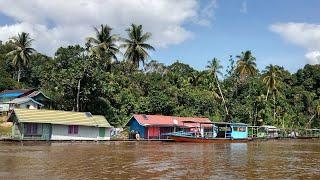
[248, 126, 320, 140]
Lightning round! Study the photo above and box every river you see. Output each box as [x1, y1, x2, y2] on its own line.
[0, 139, 319, 179]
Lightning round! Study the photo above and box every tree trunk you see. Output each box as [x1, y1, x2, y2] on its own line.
[305, 114, 315, 129]
[76, 79, 81, 112]
[215, 74, 229, 118]
[273, 93, 276, 123]
[265, 87, 269, 101]
[17, 66, 21, 83]
[254, 105, 257, 126]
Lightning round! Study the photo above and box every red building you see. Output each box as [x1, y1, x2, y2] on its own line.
[127, 114, 211, 139]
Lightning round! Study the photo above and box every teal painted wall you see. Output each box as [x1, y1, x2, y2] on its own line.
[231, 125, 248, 139]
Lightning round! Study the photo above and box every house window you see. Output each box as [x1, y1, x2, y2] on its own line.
[68, 125, 79, 134]
[233, 127, 246, 132]
[26, 124, 38, 135]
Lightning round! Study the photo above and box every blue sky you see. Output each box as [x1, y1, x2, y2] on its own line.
[0, 0, 319, 73]
[153, 0, 320, 72]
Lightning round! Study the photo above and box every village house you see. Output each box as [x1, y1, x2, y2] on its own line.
[0, 89, 50, 115]
[6, 97, 44, 109]
[7, 108, 113, 141]
[126, 114, 212, 139]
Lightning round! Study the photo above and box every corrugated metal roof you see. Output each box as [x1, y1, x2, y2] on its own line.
[0, 89, 33, 97]
[132, 114, 212, 127]
[12, 108, 112, 128]
[19, 90, 51, 100]
[6, 97, 44, 106]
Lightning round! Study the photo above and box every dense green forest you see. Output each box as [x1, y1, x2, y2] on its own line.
[0, 24, 320, 128]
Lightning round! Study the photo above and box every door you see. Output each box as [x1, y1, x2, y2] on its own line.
[42, 124, 52, 140]
[99, 127, 105, 137]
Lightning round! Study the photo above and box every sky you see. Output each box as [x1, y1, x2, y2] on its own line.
[0, 0, 319, 73]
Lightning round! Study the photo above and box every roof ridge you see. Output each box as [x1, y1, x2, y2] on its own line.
[16, 108, 88, 114]
[12, 108, 111, 127]
[134, 114, 209, 119]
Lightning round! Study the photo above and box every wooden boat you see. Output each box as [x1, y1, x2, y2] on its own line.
[166, 121, 249, 143]
[168, 135, 248, 143]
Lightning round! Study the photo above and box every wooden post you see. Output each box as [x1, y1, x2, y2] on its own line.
[225, 125, 227, 138]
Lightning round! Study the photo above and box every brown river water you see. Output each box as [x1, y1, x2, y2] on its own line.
[0, 139, 319, 179]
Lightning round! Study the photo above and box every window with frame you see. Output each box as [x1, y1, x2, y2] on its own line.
[233, 127, 246, 132]
[26, 123, 38, 135]
[68, 125, 79, 134]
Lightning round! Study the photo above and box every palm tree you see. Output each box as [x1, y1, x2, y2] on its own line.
[235, 51, 258, 80]
[262, 65, 282, 101]
[121, 24, 155, 68]
[206, 58, 229, 117]
[86, 24, 119, 61]
[262, 65, 282, 122]
[7, 32, 35, 83]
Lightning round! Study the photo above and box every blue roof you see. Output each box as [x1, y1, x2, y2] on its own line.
[0, 92, 24, 98]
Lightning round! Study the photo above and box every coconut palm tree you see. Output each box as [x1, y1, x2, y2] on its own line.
[7, 32, 36, 83]
[235, 51, 258, 80]
[262, 65, 282, 101]
[121, 24, 155, 68]
[86, 24, 119, 61]
[206, 58, 229, 116]
[262, 65, 282, 122]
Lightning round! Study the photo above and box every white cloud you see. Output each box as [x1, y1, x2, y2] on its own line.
[0, 0, 216, 56]
[270, 22, 320, 64]
[193, 0, 218, 26]
[240, 1, 247, 14]
[305, 51, 320, 64]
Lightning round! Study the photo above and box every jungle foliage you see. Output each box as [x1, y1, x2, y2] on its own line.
[0, 24, 320, 128]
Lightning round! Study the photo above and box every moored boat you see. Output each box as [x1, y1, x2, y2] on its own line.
[167, 121, 249, 143]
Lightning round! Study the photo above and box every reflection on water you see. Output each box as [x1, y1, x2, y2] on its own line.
[0, 140, 319, 179]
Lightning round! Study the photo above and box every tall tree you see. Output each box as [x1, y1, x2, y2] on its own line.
[7, 32, 35, 83]
[262, 65, 281, 101]
[235, 51, 258, 80]
[206, 58, 229, 118]
[86, 24, 119, 61]
[121, 24, 155, 68]
[262, 65, 282, 122]
[305, 100, 320, 128]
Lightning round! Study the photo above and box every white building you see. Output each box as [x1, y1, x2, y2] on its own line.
[7, 108, 113, 141]
[6, 97, 44, 110]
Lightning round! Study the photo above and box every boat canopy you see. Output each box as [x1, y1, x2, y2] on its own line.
[181, 121, 248, 127]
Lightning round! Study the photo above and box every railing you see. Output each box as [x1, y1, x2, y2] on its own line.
[203, 132, 217, 138]
[165, 131, 196, 137]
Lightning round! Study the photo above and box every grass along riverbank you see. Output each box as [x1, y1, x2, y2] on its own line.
[0, 116, 11, 137]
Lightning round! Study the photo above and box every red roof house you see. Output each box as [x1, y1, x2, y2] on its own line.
[127, 114, 212, 139]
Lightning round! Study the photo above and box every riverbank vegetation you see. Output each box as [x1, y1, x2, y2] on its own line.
[0, 24, 320, 128]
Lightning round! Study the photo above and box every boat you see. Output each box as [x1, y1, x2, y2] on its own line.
[166, 121, 249, 143]
[248, 125, 280, 139]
